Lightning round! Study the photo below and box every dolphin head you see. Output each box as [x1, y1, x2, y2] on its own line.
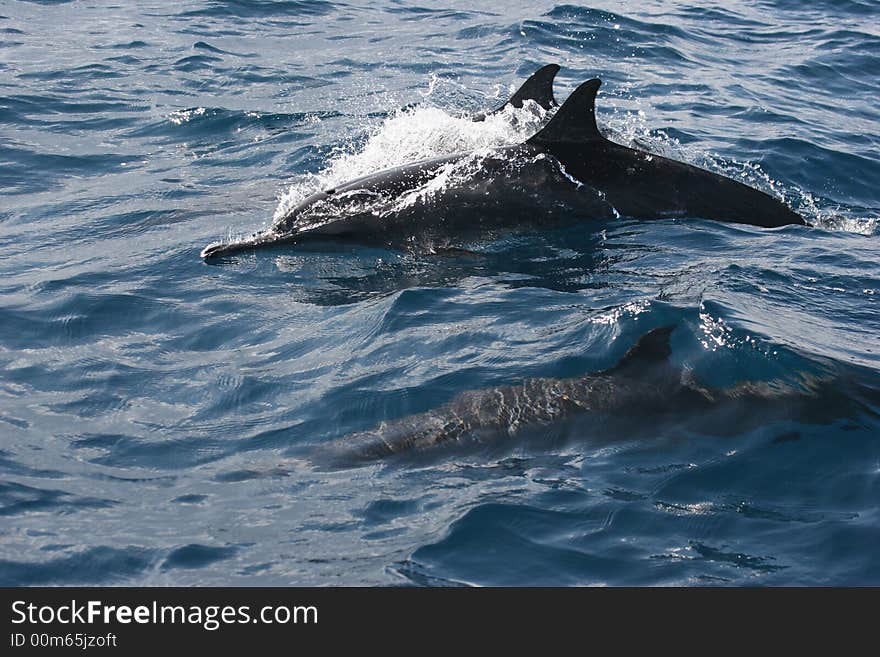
[200, 228, 295, 260]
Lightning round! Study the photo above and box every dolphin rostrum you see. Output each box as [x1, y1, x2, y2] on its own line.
[310, 326, 841, 468]
[202, 75, 804, 259]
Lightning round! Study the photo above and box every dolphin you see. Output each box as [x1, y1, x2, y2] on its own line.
[309, 326, 844, 469]
[201, 76, 804, 259]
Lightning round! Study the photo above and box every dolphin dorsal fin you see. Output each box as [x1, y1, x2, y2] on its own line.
[527, 78, 603, 145]
[503, 63, 560, 111]
[607, 326, 676, 380]
[476, 64, 560, 120]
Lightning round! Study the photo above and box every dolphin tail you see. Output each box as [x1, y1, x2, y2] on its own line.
[475, 64, 560, 120]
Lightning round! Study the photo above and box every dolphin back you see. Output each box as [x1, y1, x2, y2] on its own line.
[311, 326, 684, 468]
[527, 79, 806, 228]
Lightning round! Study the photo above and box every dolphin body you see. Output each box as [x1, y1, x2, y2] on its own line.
[310, 326, 844, 468]
[202, 74, 804, 259]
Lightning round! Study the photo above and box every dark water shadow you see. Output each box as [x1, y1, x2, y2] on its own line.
[211, 221, 654, 306]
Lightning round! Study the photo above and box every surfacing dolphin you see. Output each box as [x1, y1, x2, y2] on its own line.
[202, 74, 804, 260]
[309, 326, 839, 469]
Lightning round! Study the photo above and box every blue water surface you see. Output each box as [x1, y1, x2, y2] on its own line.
[1, 0, 878, 586]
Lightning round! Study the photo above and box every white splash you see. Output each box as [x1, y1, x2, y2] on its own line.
[168, 107, 206, 125]
[272, 100, 551, 224]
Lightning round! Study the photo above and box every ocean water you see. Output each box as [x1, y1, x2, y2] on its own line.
[1, 0, 878, 586]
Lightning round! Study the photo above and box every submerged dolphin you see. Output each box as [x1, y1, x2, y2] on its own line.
[202, 75, 804, 259]
[310, 326, 838, 469]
